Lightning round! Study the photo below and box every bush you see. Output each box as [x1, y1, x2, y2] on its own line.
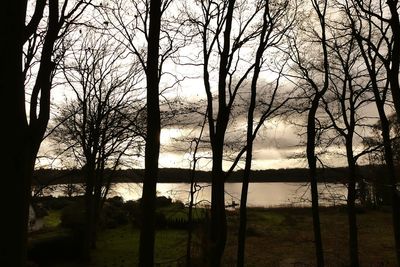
[122, 200, 140, 226]
[101, 202, 129, 228]
[156, 196, 172, 207]
[107, 196, 124, 207]
[60, 201, 86, 231]
[34, 196, 75, 210]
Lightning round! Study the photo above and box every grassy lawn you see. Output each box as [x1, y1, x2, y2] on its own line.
[31, 206, 397, 266]
[91, 226, 187, 267]
[43, 209, 62, 228]
[223, 207, 396, 266]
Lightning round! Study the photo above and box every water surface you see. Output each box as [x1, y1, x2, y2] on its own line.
[42, 182, 347, 207]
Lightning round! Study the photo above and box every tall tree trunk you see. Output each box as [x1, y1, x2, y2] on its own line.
[236, 86, 256, 267]
[209, 151, 227, 267]
[387, 1, 400, 124]
[83, 162, 96, 261]
[345, 140, 359, 267]
[306, 103, 324, 267]
[208, 1, 235, 265]
[304, 3, 329, 265]
[186, 169, 195, 267]
[1, 1, 29, 266]
[369, 68, 400, 264]
[236, 6, 266, 262]
[379, 111, 400, 264]
[352, 7, 400, 261]
[138, 0, 161, 266]
[186, 114, 207, 267]
[385, 3, 400, 262]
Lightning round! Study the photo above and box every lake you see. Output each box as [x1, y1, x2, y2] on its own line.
[41, 182, 348, 207]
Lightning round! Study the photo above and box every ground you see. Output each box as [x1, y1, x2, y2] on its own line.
[29, 205, 397, 266]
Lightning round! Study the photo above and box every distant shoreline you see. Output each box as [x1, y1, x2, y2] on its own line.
[32, 165, 385, 186]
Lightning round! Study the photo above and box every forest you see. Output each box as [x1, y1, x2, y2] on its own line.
[1, 0, 400, 266]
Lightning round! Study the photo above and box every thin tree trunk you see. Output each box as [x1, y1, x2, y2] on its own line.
[305, 3, 329, 266]
[379, 113, 400, 265]
[237, 4, 266, 262]
[186, 114, 207, 267]
[83, 163, 96, 261]
[307, 104, 324, 267]
[237, 160, 251, 267]
[387, 1, 400, 124]
[138, 0, 161, 265]
[186, 171, 195, 267]
[345, 140, 359, 267]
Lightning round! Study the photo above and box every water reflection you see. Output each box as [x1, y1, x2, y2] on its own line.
[112, 182, 347, 207]
[35, 182, 348, 207]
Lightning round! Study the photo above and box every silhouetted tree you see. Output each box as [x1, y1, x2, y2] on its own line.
[353, 0, 400, 124]
[186, 1, 279, 264]
[53, 28, 145, 260]
[99, 0, 186, 264]
[345, 1, 400, 262]
[1, 1, 89, 265]
[139, 1, 161, 266]
[186, 112, 208, 267]
[286, 1, 331, 265]
[321, 16, 373, 265]
[236, 1, 295, 266]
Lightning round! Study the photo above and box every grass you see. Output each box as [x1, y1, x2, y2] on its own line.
[43, 209, 62, 228]
[31, 206, 397, 266]
[159, 204, 207, 221]
[90, 226, 187, 267]
[223, 207, 396, 266]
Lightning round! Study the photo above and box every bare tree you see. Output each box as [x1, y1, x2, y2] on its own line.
[97, 1, 186, 264]
[344, 0, 400, 263]
[1, 1, 89, 265]
[352, 0, 400, 123]
[184, 1, 295, 265]
[185, 111, 208, 267]
[52, 27, 145, 260]
[236, 1, 295, 266]
[286, 1, 331, 265]
[321, 15, 374, 264]
[185, 1, 270, 264]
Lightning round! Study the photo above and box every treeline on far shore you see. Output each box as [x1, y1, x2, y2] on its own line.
[32, 164, 390, 185]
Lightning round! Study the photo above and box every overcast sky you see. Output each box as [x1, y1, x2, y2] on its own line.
[34, 0, 393, 172]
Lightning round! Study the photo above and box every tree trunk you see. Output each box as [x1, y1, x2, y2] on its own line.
[379, 112, 400, 265]
[385, 3, 400, 263]
[237, 163, 251, 267]
[1, 1, 29, 266]
[306, 104, 324, 267]
[237, 10, 265, 263]
[138, 0, 161, 265]
[387, 1, 400, 124]
[209, 153, 227, 267]
[83, 163, 96, 261]
[186, 176, 195, 267]
[345, 140, 359, 267]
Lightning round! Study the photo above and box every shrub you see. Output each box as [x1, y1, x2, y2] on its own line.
[156, 196, 172, 207]
[35, 196, 75, 210]
[60, 201, 86, 231]
[107, 196, 124, 207]
[101, 202, 129, 228]
[123, 200, 141, 225]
